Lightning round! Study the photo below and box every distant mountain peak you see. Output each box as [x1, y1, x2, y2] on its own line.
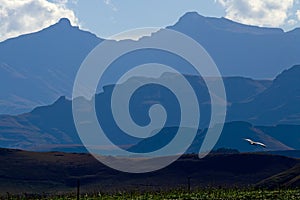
[171, 11, 284, 35]
[49, 18, 79, 31]
[175, 11, 207, 24]
[57, 18, 72, 27]
[56, 95, 67, 102]
[35, 18, 82, 35]
[181, 11, 206, 19]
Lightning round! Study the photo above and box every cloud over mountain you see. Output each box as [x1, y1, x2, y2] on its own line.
[0, 0, 78, 41]
[297, 10, 300, 20]
[218, 0, 295, 27]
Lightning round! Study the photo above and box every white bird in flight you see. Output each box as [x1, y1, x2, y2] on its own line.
[244, 138, 267, 148]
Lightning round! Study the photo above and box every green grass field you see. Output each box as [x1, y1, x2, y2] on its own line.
[4, 188, 300, 200]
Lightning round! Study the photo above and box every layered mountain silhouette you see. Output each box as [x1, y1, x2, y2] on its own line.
[229, 65, 300, 125]
[1, 12, 300, 114]
[0, 74, 268, 152]
[0, 12, 300, 154]
[0, 66, 300, 153]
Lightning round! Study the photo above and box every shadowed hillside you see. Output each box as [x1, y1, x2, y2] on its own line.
[0, 148, 298, 195]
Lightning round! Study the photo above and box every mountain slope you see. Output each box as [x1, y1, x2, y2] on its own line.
[0, 96, 83, 152]
[257, 163, 300, 188]
[229, 65, 300, 125]
[168, 12, 300, 79]
[0, 18, 102, 114]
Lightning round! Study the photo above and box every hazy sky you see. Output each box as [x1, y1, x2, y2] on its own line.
[1, 0, 300, 41]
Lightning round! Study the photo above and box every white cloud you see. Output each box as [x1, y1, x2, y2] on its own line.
[51, 0, 69, 4]
[297, 10, 300, 20]
[0, 0, 78, 42]
[288, 19, 297, 25]
[218, 0, 294, 27]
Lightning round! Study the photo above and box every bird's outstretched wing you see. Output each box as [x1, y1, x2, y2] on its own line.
[255, 142, 267, 148]
[244, 138, 254, 144]
[244, 138, 252, 142]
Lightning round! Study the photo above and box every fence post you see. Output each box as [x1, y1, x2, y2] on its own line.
[77, 179, 80, 200]
[187, 177, 191, 192]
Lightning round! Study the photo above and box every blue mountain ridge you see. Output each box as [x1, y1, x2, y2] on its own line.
[1, 12, 300, 115]
[169, 12, 300, 78]
[0, 66, 300, 153]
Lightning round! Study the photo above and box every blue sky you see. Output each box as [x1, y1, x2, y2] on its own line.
[69, 0, 225, 38]
[1, 0, 300, 41]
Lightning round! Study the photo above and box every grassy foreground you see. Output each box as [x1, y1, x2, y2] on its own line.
[3, 188, 300, 200]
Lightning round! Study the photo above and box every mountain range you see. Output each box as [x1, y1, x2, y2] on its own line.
[2, 11, 300, 195]
[0, 65, 300, 153]
[0, 11, 300, 154]
[1, 12, 300, 115]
